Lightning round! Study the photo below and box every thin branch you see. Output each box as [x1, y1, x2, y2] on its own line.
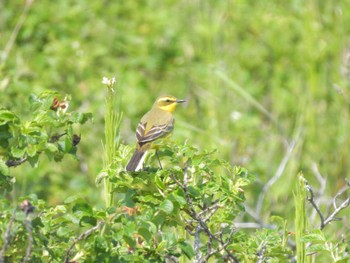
[306, 179, 350, 230]
[64, 221, 104, 263]
[194, 226, 202, 263]
[0, 209, 17, 263]
[306, 182, 325, 227]
[323, 198, 350, 228]
[310, 162, 327, 222]
[6, 157, 28, 167]
[19, 200, 35, 263]
[170, 168, 239, 263]
[22, 217, 33, 263]
[256, 241, 267, 263]
[256, 140, 296, 215]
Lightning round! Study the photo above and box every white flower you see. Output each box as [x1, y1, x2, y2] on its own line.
[102, 77, 117, 92]
[230, 111, 242, 121]
[102, 77, 117, 86]
[102, 77, 109, 85]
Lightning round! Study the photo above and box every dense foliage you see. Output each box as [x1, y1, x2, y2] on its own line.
[1, 1, 349, 262]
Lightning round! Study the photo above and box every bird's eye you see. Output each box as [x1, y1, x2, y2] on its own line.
[165, 99, 171, 102]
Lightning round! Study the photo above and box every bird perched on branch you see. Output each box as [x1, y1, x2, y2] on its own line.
[126, 95, 185, 172]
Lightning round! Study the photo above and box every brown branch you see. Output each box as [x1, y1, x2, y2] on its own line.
[256, 241, 267, 263]
[22, 217, 33, 263]
[64, 221, 104, 263]
[19, 200, 35, 263]
[306, 179, 350, 230]
[0, 209, 17, 263]
[6, 157, 28, 167]
[170, 168, 239, 263]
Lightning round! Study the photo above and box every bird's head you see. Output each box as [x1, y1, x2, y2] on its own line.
[154, 95, 186, 113]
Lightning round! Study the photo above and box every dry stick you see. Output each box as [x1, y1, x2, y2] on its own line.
[6, 157, 28, 167]
[306, 180, 350, 230]
[256, 241, 267, 263]
[64, 221, 104, 263]
[256, 140, 297, 216]
[155, 151, 163, 170]
[22, 217, 33, 263]
[194, 226, 202, 263]
[0, 209, 17, 263]
[310, 162, 327, 222]
[244, 139, 297, 227]
[170, 169, 239, 263]
[333, 179, 350, 209]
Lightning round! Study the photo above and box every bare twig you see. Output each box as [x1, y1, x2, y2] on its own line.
[0, 209, 17, 263]
[22, 217, 33, 263]
[48, 133, 67, 143]
[6, 157, 28, 167]
[64, 221, 104, 263]
[311, 162, 327, 195]
[170, 168, 239, 263]
[256, 241, 267, 263]
[306, 179, 350, 230]
[20, 200, 35, 263]
[306, 182, 325, 226]
[194, 226, 202, 262]
[310, 162, 327, 222]
[256, 140, 296, 215]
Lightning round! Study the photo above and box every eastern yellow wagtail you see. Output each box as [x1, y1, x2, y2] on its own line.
[126, 95, 185, 171]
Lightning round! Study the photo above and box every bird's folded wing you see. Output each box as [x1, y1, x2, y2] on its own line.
[136, 122, 174, 143]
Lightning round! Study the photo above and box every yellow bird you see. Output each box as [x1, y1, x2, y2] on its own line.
[126, 95, 185, 171]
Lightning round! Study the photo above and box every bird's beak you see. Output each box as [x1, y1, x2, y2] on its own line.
[176, 99, 186, 103]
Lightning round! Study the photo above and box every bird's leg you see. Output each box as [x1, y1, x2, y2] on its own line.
[155, 151, 163, 170]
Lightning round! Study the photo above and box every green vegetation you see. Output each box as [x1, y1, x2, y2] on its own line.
[1, 0, 349, 262]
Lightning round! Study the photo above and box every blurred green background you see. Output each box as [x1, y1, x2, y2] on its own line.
[1, 0, 349, 227]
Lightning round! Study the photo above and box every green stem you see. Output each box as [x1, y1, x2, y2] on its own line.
[294, 174, 311, 263]
[103, 83, 121, 208]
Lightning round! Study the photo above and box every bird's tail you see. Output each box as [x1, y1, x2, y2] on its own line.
[126, 144, 150, 172]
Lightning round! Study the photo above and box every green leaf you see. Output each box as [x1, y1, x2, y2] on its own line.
[0, 174, 14, 191]
[27, 155, 39, 167]
[155, 173, 165, 190]
[46, 143, 58, 152]
[70, 112, 93, 124]
[57, 226, 72, 238]
[187, 186, 201, 198]
[156, 240, 167, 252]
[145, 221, 157, 234]
[95, 170, 108, 185]
[159, 199, 174, 214]
[11, 147, 26, 158]
[80, 215, 97, 226]
[0, 109, 19, 125]
[0, 123, 11, 148]
[124, 235, 136, 248]
[73, 202, 93, 216]
[138, 227, 151, 242]
[0, 160, 9, 176]
[306, 244, 329, 253]
[64, 195, 82, 204]
[179, 241, 195, 259]
[171, 192, 186, 205]
[26, 144, 37, 157]
[301, 232, 326, 243]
